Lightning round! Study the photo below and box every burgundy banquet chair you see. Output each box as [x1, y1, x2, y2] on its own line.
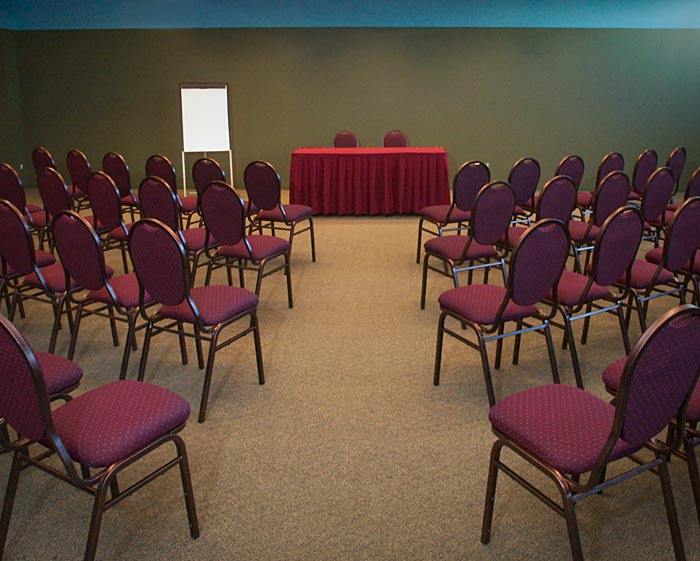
[638, 166, 675, 245]
[333, 130, 359, 148]
[507, 156, 540, 222]
[433, 218, 570, 407]
[31, 146, 56, 175]
[481, 304, 700, 561]
[0, 163, 47, 247]
[629, 148, 658, 201]
[66, 148, 92, 212]
[102, 151, 139, 219]
[576, 151, 624, 218]
[0, 313, 199, 561]
[415, 160, 490, 263]
[665, 145, 687, 196]
[145, 153, 199, 227]
[129, 218, 265, 422]
[382, 129, 408, 147]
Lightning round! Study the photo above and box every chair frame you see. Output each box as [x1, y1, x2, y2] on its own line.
[0, 315, 199, 561]
[433, 219, 569, 407]
[481, 304, 700, 561]
[129, 218, 265, 423]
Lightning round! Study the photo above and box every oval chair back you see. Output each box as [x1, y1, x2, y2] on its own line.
[662, 197, 700, 274]
[596, 151, 625, 187]
[145, 154, 178, 194]
[86, 171, 124, 231]
[333, 130, 358, 148]
[591, 206, 643, 287]
[555, 155, 584, 189]
[683, 167, 700, 201]
[0, 164, 27, 210]
[32, 147, 56, 175]
[129, 219, 189, 306]
[536, 175, 577, 223]
[508, 219, 569, 307]
[139, 176, 181, 231]
[640, 167, 674, 224]
[37, 167, 71, 220]
[0, 200, 36, 277]
[200, 181, 246, 248]
[244, 160, 281, 212]
[470, 181, 516, 246]
[591, 170, 630, 227]
[383, 130, 408, 147]
[631, 149, 658, 196]
[102, 151, 133, 200]
[508, 157, 540, 207]
[665, 146, 686, 193]
[52, 210, 107, 292]
[453, 160, 490, 212]
[192, 157, 225, 200]
[66, 149, 91, 196]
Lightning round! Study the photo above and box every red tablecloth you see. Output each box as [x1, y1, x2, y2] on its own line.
[289, 147, 451, 215]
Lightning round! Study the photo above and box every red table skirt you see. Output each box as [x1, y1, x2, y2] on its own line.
[289, 147, 451, 215]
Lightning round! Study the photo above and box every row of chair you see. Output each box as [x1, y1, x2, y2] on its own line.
[332, 129, 408, 148]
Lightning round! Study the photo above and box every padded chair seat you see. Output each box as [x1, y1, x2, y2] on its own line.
[107, 223, 132, 242]
[120, 193, 139, 206]
[576, 191, 593, 208]
[645, 247, 700, 274]
[549, 270, 610, 307]
[178, 194, 198, 213]
[419, 204, 471, 224]
[425, 235, 498, 262]
[88, 272, 150, 309]
[181, 227, 208, 251]
[160, 285, 259, 326]
[24, 262, 78, 292]
[500, 226, 527, 248]
[244, 200, 259, 216]
[34, 249, 56, 267]
[628, 191, 642, 200]
[489, 383, 639, 474]
[49, 380, 190, 468]
[568, 220, 600, 242]
[218, 234, 290, 261]
[35, 351, 83, 394]
[28, 209, 48, 228]
[25, 202, 42, 214]
[621, 260, 674, 289]
[258, 204, 312, 223]
[439, 284, 539, 325]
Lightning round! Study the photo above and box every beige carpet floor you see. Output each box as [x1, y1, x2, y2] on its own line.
[1, 212, 699, 560]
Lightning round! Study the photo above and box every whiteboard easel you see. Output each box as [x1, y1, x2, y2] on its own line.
[180, 83, 233, 194]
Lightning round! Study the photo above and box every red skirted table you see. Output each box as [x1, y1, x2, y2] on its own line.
[289, 147, 451, 215]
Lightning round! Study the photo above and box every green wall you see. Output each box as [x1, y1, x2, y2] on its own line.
[0, 29, 24, 171]
[4, 27, 700, 190]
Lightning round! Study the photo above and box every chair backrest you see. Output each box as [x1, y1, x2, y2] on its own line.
[591, 205, 643, 287]
[244, 160, 282, 211]
[102, 151, 132, 198]
[683, 167, 700, 200]
[333, 130, 359, 148]
[139, 176, 180, 231]
[129, 219, 189, 306]
[52, 210, 107, 292]
[536, 175, 577, 223]
[0, 163, 27, 210]
[200, 181, 246, 247]
[665, 146, 686, 189]
[86, 171, 124, 231]
[591, 170, 630, 227]
[507, 157, 540, 206]
[554, 155, 584, 188]
[452, 160, 490, 212]
[0, 314, 52, 441]
[610, 305, 700, 451]
[631, 149, 658, 195]
[0, 200, 37, 276]
[145, 154, 177, 193]
[660, 196, 700, 273]
[192, 157, 225, 198]
[595, 151, 625, 187]
[508, 219, 569, 307]
[470, 181, 516, 246]
[31, 147, 56, 175]
[640, 167, 674, 223]
[66, 149, 91, 195]
[383, 130, 408, 147]
[37, 167, 71, 219]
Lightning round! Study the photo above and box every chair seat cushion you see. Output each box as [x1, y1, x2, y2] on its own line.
[218, 235, 290, 261]
[181, 227, 208, 251]
[35, 351, 83, 394]
[419, 204, 471, 224]
[108, 223, 131, 242]
[34, 249, 56, 267]
[244, 200, 259, 216]
[576, 191, 593, 208]
[500, 226, 527, 248]
[489, 384, 640, 474]
[160, 285, 258, 326]
[88, 272, 150, 309]
[621, 260, 674, 289]
[549, 270, 610, 307]
[258, 204, 312, 223]
[24, 262, 78, 292]
[425, 235, 497, 262]
[49, 380, 190, 467]
[178, 194, 198, 213]
[25, 202, 42, 214]
[438, 284, 538, 325]
[645, 247, 700, 274]
[120, 193, 139, 206]
[28, 209, 48, 228]
[568, 220, 599, 242]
